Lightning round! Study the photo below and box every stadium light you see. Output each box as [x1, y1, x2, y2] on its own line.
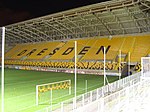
[104, 47, 106, 86]
[74, 41, 77, 109]
[1, 27, 5, 112]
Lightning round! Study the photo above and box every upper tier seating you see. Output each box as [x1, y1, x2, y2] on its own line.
[5, 41, 64, 60]
[129, 35, 150, 62]
[4, 34, 150, 71]
[49, 39, 92, 60]
[81, 37, 124, 61]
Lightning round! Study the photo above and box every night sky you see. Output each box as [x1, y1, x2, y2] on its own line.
[0, 0, 108, 27]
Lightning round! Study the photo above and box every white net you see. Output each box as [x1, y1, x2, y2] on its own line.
[36, 80, 71, 105]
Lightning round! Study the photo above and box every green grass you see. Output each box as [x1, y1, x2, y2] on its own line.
[0, 68, 118, 112]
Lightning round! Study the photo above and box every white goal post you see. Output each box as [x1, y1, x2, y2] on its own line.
[36, 80, 71, 105]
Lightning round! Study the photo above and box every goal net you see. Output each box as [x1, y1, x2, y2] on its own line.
[36, 80, 71, 105]
[141, 57, 150, 79]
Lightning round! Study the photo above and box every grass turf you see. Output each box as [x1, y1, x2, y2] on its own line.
[0, 68, 118, 112]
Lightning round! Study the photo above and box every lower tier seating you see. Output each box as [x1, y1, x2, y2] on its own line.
[4, 60, 141, 72]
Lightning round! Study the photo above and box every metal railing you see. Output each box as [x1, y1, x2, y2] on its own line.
[37, 72, 141, 112]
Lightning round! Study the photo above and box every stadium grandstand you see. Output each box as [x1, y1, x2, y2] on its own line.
[0, 0, 150, 112]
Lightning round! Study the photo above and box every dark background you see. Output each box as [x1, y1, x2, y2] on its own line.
[0, 0, 108, 26]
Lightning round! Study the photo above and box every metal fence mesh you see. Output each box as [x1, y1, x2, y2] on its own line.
[37, 72, 144, 112]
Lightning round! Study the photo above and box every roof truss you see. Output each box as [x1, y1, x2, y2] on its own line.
[0, 0, 150, 45]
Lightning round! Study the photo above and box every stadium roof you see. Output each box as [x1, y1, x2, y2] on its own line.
[1, 0, 150, 45]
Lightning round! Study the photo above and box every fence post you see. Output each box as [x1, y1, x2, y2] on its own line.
[123, 78, 125, 87]
[82, 94, 84, 106]
[61, 102, 64, 112]
[36, 85, 38, 105]
[90, 91, 92, 102]
[117, 90, 121, 112]
[102, 86, 104, 97]
[97, 88, 99, 100]
[73, 97, 76, 112]
[98, 100, 100, 112]
[126, 87, 129, 111]
[46, 107, 49, 112]
[100, 98, 104, 112]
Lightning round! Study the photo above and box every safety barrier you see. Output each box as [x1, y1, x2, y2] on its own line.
[37, 72, 141, 112]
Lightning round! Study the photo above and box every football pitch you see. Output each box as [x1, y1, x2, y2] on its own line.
[0, 68, 118, 112]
